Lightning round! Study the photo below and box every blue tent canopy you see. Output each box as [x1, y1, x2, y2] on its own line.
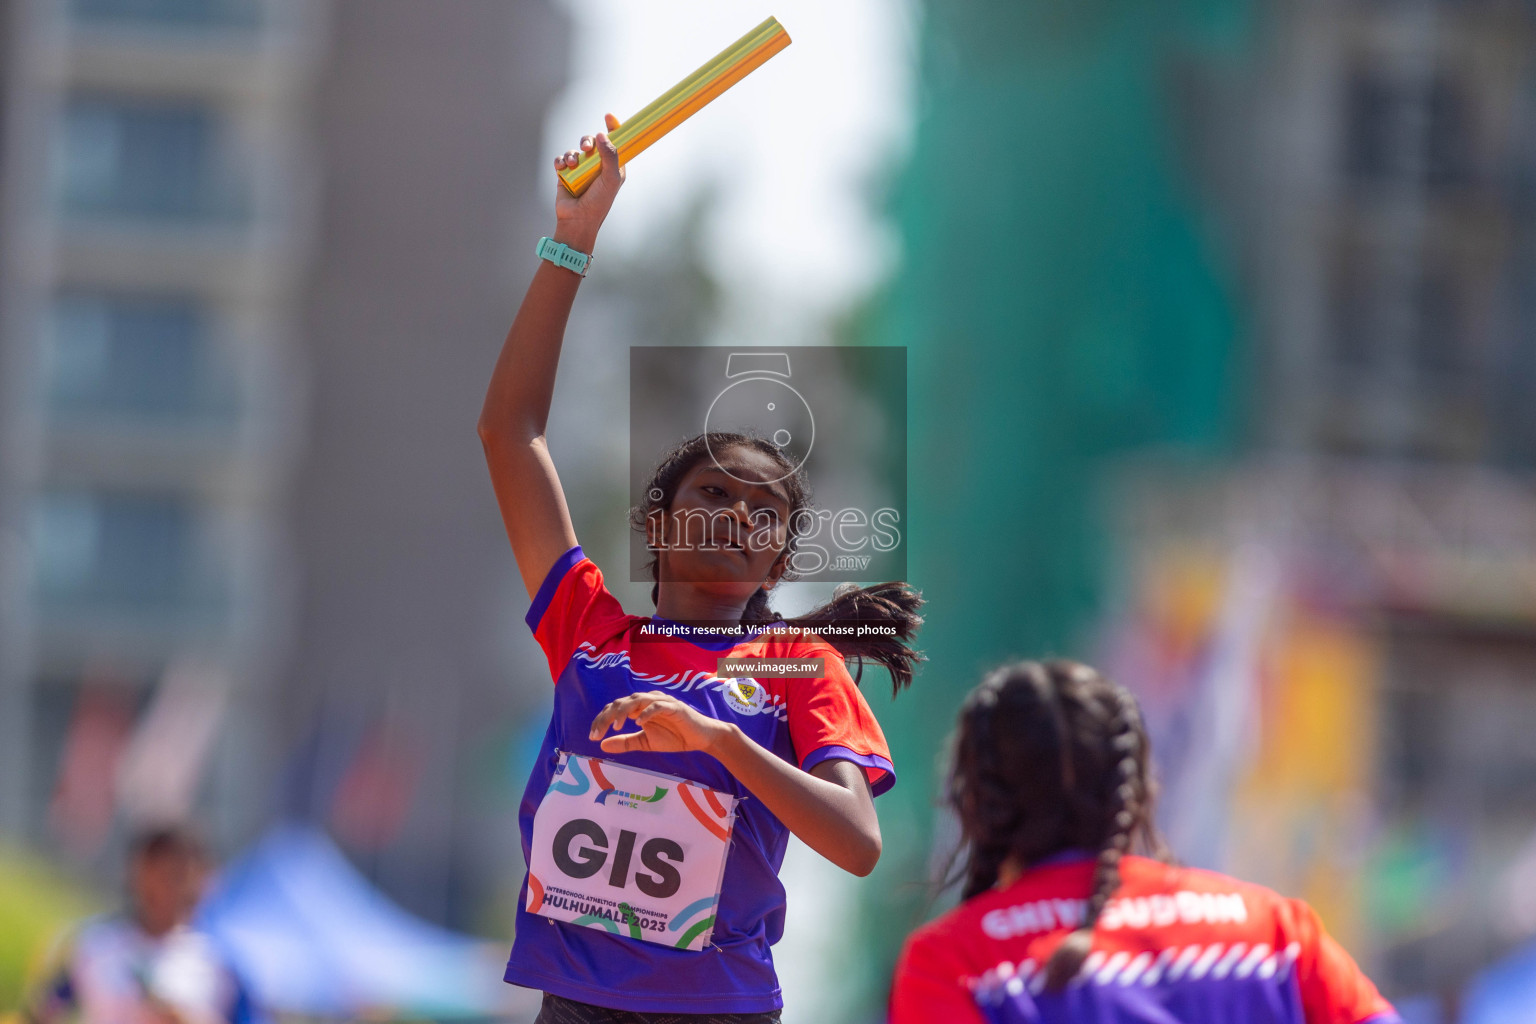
[198, 824, 516, 1019]
[1460, 938, 1536, 1024]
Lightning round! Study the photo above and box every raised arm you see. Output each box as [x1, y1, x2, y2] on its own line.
[478, 116, 625, 598]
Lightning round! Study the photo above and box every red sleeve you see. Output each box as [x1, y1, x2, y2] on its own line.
[1288, 899, 1401, 1024]
[890, 927, 986, 1024]
[525, 546, 631, 682]
[785, 642, 895, 795]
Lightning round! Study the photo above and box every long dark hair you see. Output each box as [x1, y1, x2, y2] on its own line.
[629, 431, 924, 695]
[947, 659, 1169, 990]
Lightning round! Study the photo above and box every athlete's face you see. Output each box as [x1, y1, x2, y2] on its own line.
[131, 849, 207, 937]
[649, 445, 791, 604]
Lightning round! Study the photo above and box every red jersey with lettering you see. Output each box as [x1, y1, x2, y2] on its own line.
[891, 853, 1400, 1024]
[505, 547, 895, 1014]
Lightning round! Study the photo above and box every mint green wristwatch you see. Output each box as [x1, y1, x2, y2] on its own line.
[536, 236, 593, 277]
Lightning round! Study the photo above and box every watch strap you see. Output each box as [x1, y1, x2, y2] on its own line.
[536, 236, 592, 277]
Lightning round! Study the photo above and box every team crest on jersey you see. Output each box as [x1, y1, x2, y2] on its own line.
[721, 679, 768, 716]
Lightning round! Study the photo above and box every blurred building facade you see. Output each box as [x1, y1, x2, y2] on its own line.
[0, 0, 327, 861]
[1227, 0, 1536, 999]
[1255, 0, 1536, 464]
[0, 0, 569, 931]
[278, 0, 569, 927]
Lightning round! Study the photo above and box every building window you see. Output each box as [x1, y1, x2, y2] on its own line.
[55, 95, 248, 222]
[1408, 270, 1469, 388]
[1343, 70, 1474, 192]
[1329, 251, 1471, 389]
[46, 292, 234, 421]
[31, 490, 203, 610]
[68, 0, 261, 30]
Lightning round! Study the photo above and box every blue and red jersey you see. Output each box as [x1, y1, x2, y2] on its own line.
[504, 546, 895, 1014]
[891, 853, 1400, 1024]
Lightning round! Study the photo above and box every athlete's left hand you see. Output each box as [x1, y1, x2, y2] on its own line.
[589, 691, 730, 755]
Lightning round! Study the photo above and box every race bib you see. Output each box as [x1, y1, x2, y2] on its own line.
[527, 751, 738, 951]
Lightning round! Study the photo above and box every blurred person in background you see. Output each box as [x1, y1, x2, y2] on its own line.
[22, 826, 261, 1024]
[890, 660, 1399, 1024]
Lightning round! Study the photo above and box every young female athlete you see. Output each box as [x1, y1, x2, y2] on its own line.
[479, 122, 922, 1023]
[889, 659, 1401, 1024]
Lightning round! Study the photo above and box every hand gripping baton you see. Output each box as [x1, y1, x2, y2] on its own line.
[558, 16, 792, 196]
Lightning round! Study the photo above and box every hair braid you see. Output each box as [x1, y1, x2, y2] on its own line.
[1042, 682, 1144, 989]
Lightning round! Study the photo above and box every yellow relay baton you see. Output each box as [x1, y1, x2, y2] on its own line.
[558, 16, 792, 196]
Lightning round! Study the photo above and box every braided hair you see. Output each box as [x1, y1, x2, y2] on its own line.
[629, 432, 924, 694]
[947, 659, 1168, 990]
